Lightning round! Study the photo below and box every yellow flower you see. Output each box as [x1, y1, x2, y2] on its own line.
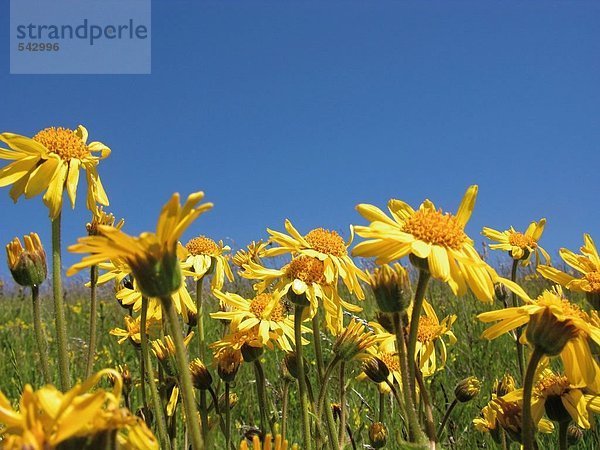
[232, 240, 270, 269]
[0, 369, 155, 450]
[181, 235, 234, 289]
[263, 220, 369, 300]
[503, 368, 600, 429]
[0, 126, 110, 218]
[538, 234, 600, 302]
[5, 232, 47, 287]
[110, 314, 159, 345]
[67, 191, 212, 298]
[353, 185, 526, 302]
[210, 325, 278, 361]
[333, 318, 381, 362]
[482, 219, 549, 266]
[86, 205, 124, 236]
[479, 288, 600, 386]
[239, 433, 298, 450]
[240, 256, 361, 333]
[210, 290, 297, 351]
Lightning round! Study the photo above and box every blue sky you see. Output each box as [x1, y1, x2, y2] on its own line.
[1, 1, 599, 276]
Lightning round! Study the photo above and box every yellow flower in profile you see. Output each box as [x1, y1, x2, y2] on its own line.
[241, 256, 361, 333]
[333, 317, 381, 362]
[482, 219, 550, 266]
[86, 205, 124, 236]
[210, 290, 297, 351]
[5, 232, 47, 287]
[263, 220, 369, 300]
[239, 433, 299, 450]
[0, 368, 156, 450]
[479, 288, 600, 386]
[353, 185, 525, 302]
[67, 191, 213, 298]
[538, 234, 600, 302]
[503, 368, 600, 429]
[181, 235, 234, 289]
[210, 325, 278, 360]
[232, 240, 270, 269]
[110, 314, 159, 345]
[0, 125, 110, 218]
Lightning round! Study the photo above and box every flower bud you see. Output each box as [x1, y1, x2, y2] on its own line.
[455, 376, 481, 403]
[493, 374, 516, 397]
[6, 233, 47, 287]
[369, 422, 388, 448]
[218, 392, 238, 412]
[367, 264, 410, 313]
[216, 347, 242, 383]
[190, 358, 213, 390]
[526, 309, 579, 356]
[333, 318, 378, 362]
[567, 424, 583, 446]
[362, 357, 390, 384]
[241, 343, 264, 363]
[494, 283, 508, 304]
[284, 352, 309, 380]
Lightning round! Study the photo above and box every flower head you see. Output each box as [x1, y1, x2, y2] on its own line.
[68, 191, 212, 298]
[181, 235, 234, 289]
[483, 219, 549, 266]
[0, 125, 110, 218]
[367, 263, 411, 313]
[354, 185, 526, 302]
[6, 232, 47, 287]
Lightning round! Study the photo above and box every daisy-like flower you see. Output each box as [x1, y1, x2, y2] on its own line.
[482, 219, 550, 266]
[239, 433, 299, 450]
[210, 325, 276, 358]
[86, 205, 124, 236]
[503, 368, 600, 429]
[181, 235, 234, 289]
[0, 126, 110, 218]
[110, 314, 159, 345]
[241, 256, 361, 333]
[538, 234, 600, 306]
[263, 220, 369, 300]
[479, 287, 600, 386]
[353, 185, 525, 302]
[67, 191, 213, 299]
[232, 240, 270, 269]
[210, 290, 298, 351]
[333, 317, 381, 362]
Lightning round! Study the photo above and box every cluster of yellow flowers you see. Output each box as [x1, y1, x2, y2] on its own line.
[1, 124, 600, 450]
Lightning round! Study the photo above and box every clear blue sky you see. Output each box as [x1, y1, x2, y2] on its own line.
[1, 1, 599, 276]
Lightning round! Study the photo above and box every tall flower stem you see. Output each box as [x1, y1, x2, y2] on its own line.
[415, 366, 437, 445]
[437, 398, 458, 438]
[141, 297, 171, 450]
[254, 360, 273, 435]
[338, 361, 347, 449]
[522, 347, 545, 450]
[51, 213, 70, 390]
[316, 355, 341, 450]
[31, 285, 51, 384]
[196, 278, 206, 360]
[558, 421, 569, 450]
[378, 392, 385, 423]
[407, 269, 431, 400]
[294, 304, 313, 450]
[392, 311, 423, 444]
[199, 391, 209, 447]
[312, 315, 326, 382]
[224, 382, 232, 450]
[85, 264, 98, 378]
[281, 379, 290, 443]
[510, 259, 525, 380]
[161, 295, 204, 450]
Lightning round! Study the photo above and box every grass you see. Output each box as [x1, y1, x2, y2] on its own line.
[1, 265, 599, 449]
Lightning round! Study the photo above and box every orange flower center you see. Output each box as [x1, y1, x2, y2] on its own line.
[508, 231, 537, 249]
[535, 373, 570, 398]
[416, 316, 442, 343]
[379, 352, 400, 373]
[33, 127, 88, 161]
[305, 228, 347, 257]
[286, 256, 327, 285]
[402, 208, 467, 250]
[585, 271, 600, 293]
[186, 236, 220, 256]
[249, 293, 286, 322]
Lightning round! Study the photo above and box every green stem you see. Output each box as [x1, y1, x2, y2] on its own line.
[200, 390, 209, 447]
[392, 311, 422, 443]
[558, 421, 569, 450]
[522, 347, 544, 450]
[141, 297, 171, 450]
[254, 360, 273, 435]
[510, 259, 526, 381]
[437, 398, 458, 438]
[406, 269, 431, 400]
[196, 278, 205, 361]
[281, 380, 290, 443]
[161, 295, 204, 450]
[52, 214, 70, 390]
[312, 315, 325, 382]
[338, 362, 346, 449]
[317, 355, 341, 450]
[225, 382, 232, 450]
[85, 264, 98, 378]
[31, 285, 51, 384]
[415, 365, 437, 445]
[378, 392, 385, 424]
[294, 304, 313, 450]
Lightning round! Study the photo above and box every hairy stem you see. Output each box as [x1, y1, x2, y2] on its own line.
[294, 304, 313, 450]
[52, 214, 70, 390]
[85, 264, 98, 378]
[31, 285, 51, 384]
[522, 347, 544, 450]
